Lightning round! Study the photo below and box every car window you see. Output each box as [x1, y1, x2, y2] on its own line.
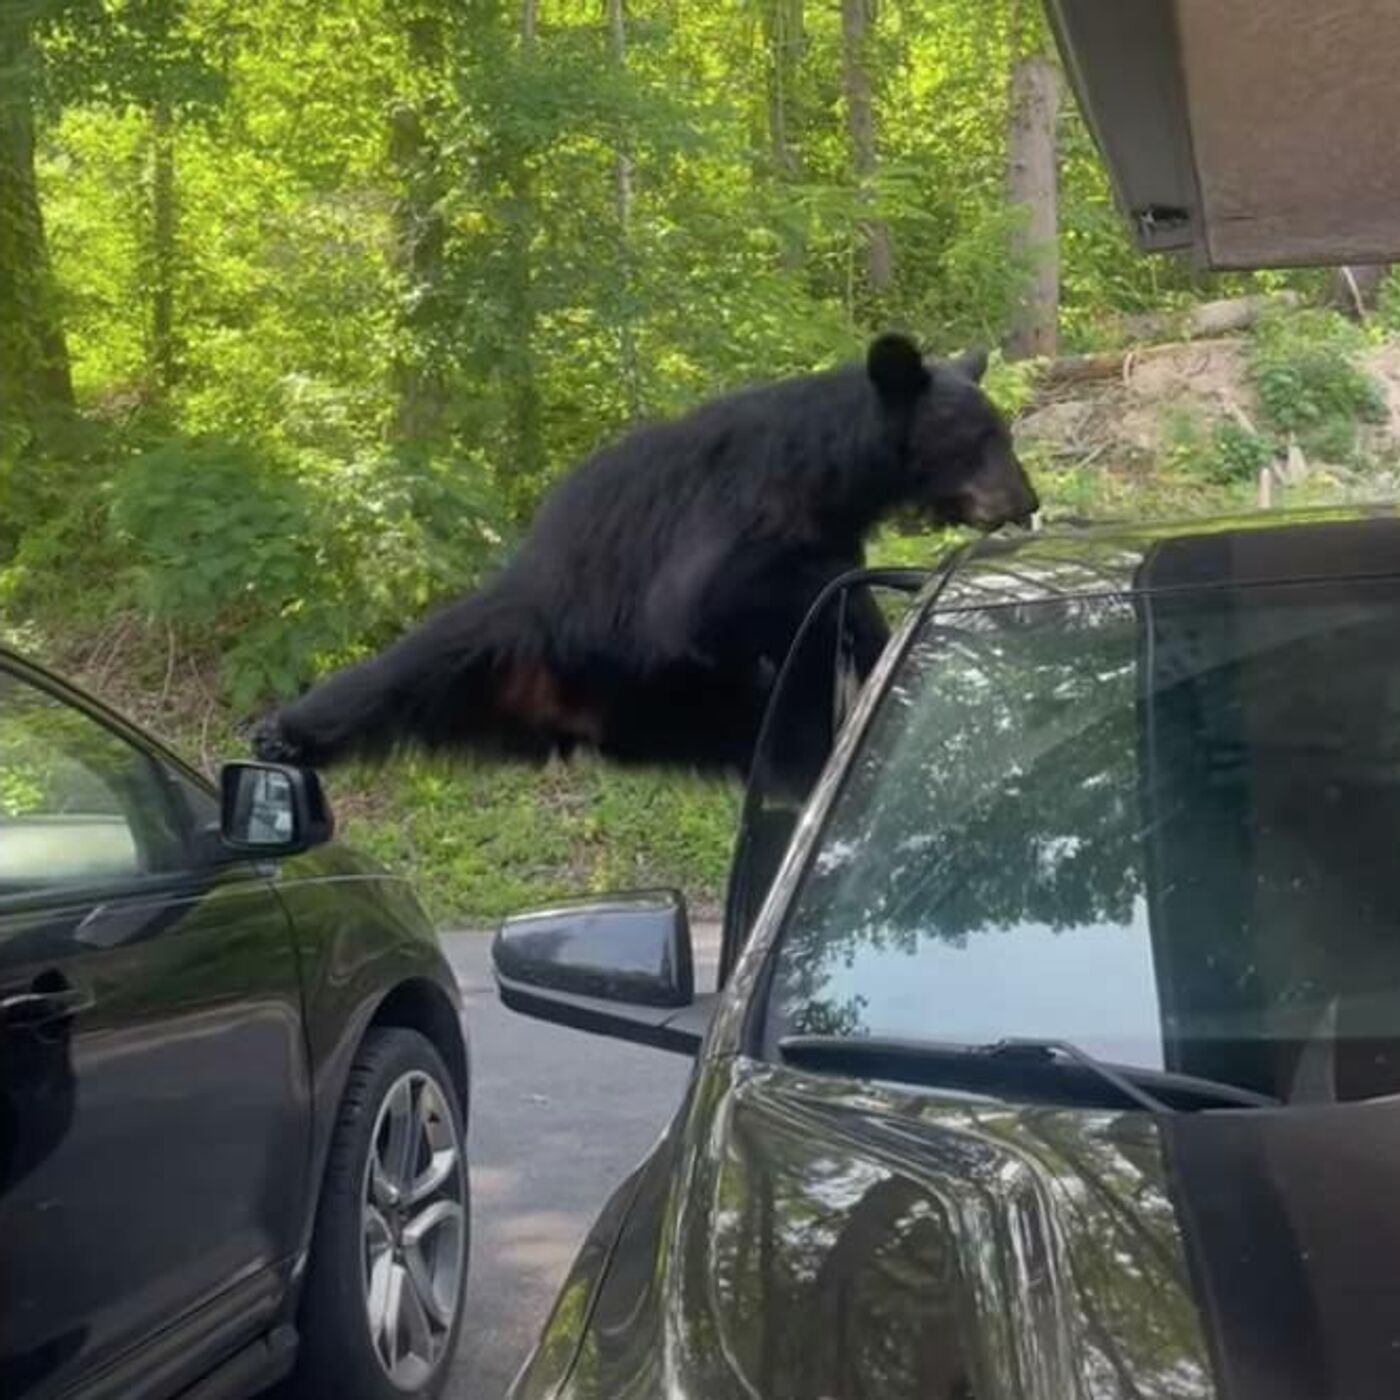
[761, 578, 1400, 1105]
[720, 578, 920, 983]
[0, 670, 187, 895]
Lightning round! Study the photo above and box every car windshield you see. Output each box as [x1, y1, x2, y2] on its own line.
[763, 577, 1400, 1106]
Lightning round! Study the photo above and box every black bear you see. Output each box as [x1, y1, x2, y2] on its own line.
[254, 332, 1037, 775]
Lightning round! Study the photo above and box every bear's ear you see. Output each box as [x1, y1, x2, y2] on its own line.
[867, 333, 931, 401]
[951, 348, 990, 384]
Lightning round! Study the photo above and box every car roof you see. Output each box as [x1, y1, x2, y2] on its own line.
[931, 504, 1400, 613]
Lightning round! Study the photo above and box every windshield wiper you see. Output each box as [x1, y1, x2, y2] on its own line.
[778, 1034, 1281, 1113]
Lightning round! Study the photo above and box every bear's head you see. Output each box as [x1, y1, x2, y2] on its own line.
[867, 332, 1039, 530]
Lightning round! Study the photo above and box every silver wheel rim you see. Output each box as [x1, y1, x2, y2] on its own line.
[361, 1069, 466, 1390]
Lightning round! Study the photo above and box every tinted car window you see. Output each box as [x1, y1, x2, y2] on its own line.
[763, 579, 1400, 1104]
[0, 670, 185, 893]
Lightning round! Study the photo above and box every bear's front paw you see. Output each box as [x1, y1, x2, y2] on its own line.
[250, 714, 309, 766]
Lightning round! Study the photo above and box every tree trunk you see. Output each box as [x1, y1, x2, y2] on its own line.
[765, 0, 803, 181]
[388, 16, 450, 443]
[764, 0, 805, 267]
[607, 0, 632, 235]
[504, 0, 544, 501]
[0, 4, 75, 446]
[150, 99, 177, 394]
[607, 0, 641, 418]
[839, 0, 893, 299]
[1005, 53, 1060, 360]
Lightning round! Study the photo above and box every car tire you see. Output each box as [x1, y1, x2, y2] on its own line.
[288, 1027, 469, 1400]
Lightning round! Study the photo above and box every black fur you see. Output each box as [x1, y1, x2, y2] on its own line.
[255, 333, 1037, 774]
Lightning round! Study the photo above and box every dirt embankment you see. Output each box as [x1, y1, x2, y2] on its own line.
[1017, 338, 1400, 469]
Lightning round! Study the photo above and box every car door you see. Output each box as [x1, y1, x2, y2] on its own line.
[719, 572, 924, 983]
[0, 663, 311, 1400]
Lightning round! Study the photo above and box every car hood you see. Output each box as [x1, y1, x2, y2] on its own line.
[543, 1056, 1400, 1400]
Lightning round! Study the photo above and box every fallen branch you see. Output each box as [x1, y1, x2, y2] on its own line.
[1035, 341, 1207, 392]
[159, 623, 178, 709]
[1220, 391, 1259, 436]
[1033, 325, 1267, 397]
[1119, 291, 1300, 343]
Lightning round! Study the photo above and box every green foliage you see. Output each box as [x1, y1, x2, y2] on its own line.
[981, 348, 1041, 418]
[339, 756, 740, 923]
[7, 0, 1392, 919]
[5, 433, 508, 714]
[868, 526, 968, 570]
[1249, 310, 1387, 460]
[1165, 409, 1276, 487]
[107, 440, 337, 706]
[931, 202, 1032, 348]
[1211, 420, 1277, 484]
[1375, 269, 1400, 335]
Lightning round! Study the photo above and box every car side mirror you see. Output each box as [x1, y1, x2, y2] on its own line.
[492, 891, 716, 1055]
[219, 761, 334, 857]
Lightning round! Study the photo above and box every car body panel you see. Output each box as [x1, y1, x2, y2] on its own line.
[267, 843, 467, 1263]
[0, 864, 309, 1398]
[938, 506, 1400, 615]
[512, 511, 1400, 1400]
[0, 648, 466, 1400]
[1047, 1, 1400, 269]
[526, 1054, 1400, 1400]
[508, 1149, 658, 1400]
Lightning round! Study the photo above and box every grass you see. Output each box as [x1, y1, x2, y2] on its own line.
[335, 756, 740, 925]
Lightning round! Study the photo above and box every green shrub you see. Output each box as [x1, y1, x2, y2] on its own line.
[1373, 270, 1400, 335]
[1209, 420, 1277, 484]
[981, 349, 1041, 419]
[7, 435, 512, 715]
[107, 440, 354, 709]
[1164, 409, 1274, 487]
[1248, 310, 1386, 460]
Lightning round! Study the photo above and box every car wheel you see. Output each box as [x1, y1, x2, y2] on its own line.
[289, 1027, 469, 1400]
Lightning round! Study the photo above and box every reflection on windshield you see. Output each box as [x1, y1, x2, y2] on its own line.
[764, 580, 1400, 1105]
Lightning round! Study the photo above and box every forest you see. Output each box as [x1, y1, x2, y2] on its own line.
[5, 0, 1400, 919]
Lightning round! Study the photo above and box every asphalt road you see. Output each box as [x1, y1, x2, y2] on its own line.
[439, 925, 719, 1399]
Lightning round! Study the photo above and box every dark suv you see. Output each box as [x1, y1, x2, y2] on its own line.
[495, 509, 1400, 1400]
[0, 650, 470, 1400]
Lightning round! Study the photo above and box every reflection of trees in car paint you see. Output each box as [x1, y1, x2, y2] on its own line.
[695, 1064, 1212, 1400]
[1011, 1111, 1211, 1397]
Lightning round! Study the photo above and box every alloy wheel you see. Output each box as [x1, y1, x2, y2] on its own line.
[360, 1070, 467, 1390]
